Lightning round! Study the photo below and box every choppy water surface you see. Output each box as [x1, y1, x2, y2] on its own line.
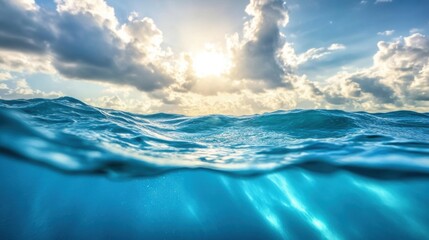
[0, 97, 428, 239]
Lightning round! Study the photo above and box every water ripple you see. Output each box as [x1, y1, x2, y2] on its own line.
[0, 97, 428, 178]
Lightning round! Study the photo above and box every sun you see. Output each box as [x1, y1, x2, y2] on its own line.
[192, 47, 231, 77]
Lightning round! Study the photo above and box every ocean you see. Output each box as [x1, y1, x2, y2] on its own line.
[0, 97, 428, 239]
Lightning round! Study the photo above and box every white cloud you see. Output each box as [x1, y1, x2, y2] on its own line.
[84, 85, 164, 113]
[328, 43, 346, 51]
[377, 30, 395, 36]
[279, 43, 346, 69]
[228, 0, 289, 87]
[324, 33, 429, 111]
[157, 88, 309, 116]
[14, 79, 34, 95]
[375, 0, 393, 4]
[225, 0, 345, 91]
[55, 0, 118, 30]
[0, 0, 175, 92]
[10, 0, 39, 11]
[0, 50, 55, 74]
[148, 32, 429, 114]
[0, 0, 342, 98]
[301, 44, 345, 61]
[0, 79, 63, 99]
[0, 0, 427, 114]
[0, 72, 12, 81]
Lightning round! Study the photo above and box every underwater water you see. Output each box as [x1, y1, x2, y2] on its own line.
[0, 97, 428, 239]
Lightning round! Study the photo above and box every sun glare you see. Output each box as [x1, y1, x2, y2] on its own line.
[192, 48, 230, 77]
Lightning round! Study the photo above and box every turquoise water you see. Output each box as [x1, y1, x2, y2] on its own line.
[0, 97, 428, 239]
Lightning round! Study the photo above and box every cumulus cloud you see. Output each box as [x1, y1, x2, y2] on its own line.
[55, 0, 118, 30]
[157, 88, 315, 115]
[140, 32, 429, 114]
[0, 71, 12, 81]
[325, 33, 429, 111]
[1, 0, 426, 114]
[0, 50, 55, 73]
[229, 0, 289, 87]
[0, 0, 53, 54]
[227, 0, 346, 89]
[86, 94, 163, 113]
[0, 0, 344, 96]
[0, 0, 175, 92]
[0, 78, 63, 99]
[374, 33, 429, 101]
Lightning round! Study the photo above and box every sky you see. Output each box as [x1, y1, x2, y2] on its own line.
[0, 0, 428, 115]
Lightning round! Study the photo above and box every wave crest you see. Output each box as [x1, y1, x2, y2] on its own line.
[1, 97, 428, 178]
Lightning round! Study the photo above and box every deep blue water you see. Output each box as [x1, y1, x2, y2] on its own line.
[0, 97, 428, 239]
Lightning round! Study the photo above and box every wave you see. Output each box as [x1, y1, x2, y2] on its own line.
[0, 97, 428, 178]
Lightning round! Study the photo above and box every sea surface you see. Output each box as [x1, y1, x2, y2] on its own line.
[0, 97, 428, 239]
